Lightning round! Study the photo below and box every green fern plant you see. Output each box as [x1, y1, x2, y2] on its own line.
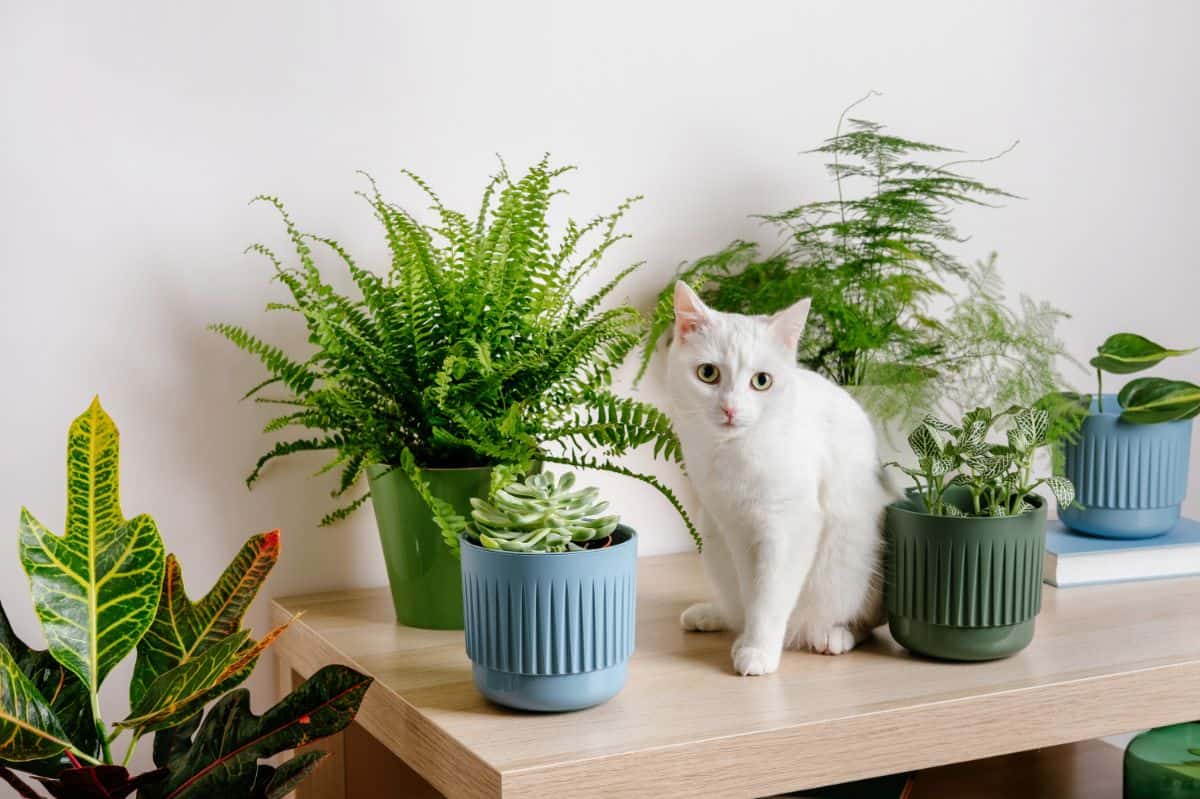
[213, 156, 697, 551]
[640, 94, 1075, 430]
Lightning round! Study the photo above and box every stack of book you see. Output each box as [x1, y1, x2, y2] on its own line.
[1043, 518, 1200, 587]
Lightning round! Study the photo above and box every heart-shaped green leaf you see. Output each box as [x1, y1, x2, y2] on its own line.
[119, 619, 292, 735]
[1091, 333, 1197, 375]
[140, 664, 371, 799]
[907, 424, 941, 460]
[131, 531, 280, 706]
[18, 398, 165, 693]
[0, 644, 72, 763]
[0, 605, 99, 775]
[1118, 378, 1200, 424]
[1012, 408, 1049, 447]
[1044, 475, 1076, 508]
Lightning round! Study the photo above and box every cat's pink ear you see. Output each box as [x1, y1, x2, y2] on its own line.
[770, 297, 811, 351]
[674, 282, 711, 343]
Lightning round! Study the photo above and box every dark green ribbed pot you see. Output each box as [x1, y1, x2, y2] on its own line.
[368, 463, 493, 630]
[1125, 723, 1200, 798]
[885, 487, 1046, 661]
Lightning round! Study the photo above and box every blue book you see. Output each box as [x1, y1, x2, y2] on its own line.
[1044, 517, 1200, 587]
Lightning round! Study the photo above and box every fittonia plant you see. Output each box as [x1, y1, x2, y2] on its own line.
[468, 472, 620, 552]
[887, 405, 1076, 518]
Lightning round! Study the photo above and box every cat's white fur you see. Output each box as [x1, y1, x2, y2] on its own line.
[666, 282, 891, 676]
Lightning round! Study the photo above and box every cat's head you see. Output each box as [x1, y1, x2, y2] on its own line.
[665, 281, 810, 434]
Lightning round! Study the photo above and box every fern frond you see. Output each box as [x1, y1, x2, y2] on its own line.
[639, 103, 1077, 424]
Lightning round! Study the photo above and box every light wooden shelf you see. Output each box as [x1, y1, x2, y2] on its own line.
[272, 553, 1200, 799]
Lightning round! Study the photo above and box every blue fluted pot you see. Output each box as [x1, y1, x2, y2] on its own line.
[460, 526, 637, 712]
[1060, 395, 1193, 539]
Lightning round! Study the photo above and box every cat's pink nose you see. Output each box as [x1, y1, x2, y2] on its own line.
[721, 404, 737, 423]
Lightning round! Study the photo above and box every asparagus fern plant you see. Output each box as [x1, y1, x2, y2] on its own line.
[640, 95, 1074, 429]
[213, 157, 697, 550]
[0, 399, 370, 799]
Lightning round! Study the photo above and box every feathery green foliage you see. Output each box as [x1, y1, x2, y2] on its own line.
[641, 96, 1075, 429]
[213, 157, 697, 549]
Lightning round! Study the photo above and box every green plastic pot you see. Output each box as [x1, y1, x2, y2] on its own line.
[367, 463, 493, 630]
[885, 486, 1046, 661]
[1125, 722, 1200, 797]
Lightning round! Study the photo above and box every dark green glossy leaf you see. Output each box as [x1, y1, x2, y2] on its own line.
[1118, 378, 1200, 424]
[0, 644, 70, 763]
[152, 711, 201, 770]
[18, 398, 165, 694]
[131, 530, 280, 706]
[1091, 333, 1196, 375]
[0, 604, 98, 775]
[140, 664, 371, 799]
[254, 750, 329, 799]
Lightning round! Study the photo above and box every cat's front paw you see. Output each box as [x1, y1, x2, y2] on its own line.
[808, 625, 859, 655]
[731, 640, 780, 676]
[681, 602, 726, 632]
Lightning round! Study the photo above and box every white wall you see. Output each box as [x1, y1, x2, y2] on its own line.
[2, 0, 1198, 781]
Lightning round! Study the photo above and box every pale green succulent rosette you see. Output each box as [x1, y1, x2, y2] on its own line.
[468, 472, 620, 553]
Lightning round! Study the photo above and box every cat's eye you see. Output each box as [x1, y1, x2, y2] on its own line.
[750, 372, 773, 391]
[696, 363, 720, 384]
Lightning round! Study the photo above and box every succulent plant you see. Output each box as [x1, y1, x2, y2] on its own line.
[468, 472, 620, 552]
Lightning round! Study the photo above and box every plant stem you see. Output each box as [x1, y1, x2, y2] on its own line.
[122, 732, 141, 768]
[1097, 368, 1104, 412]
[65, 746, 103, 768]
[92, 691, 114, 764]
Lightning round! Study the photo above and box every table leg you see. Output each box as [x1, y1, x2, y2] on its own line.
[275, 654, 445, 798]
[275, 656, 346, 799]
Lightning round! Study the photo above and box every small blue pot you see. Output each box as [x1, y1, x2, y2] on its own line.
[460, 526, 637, 712]
[1060, 395, 1193, 539]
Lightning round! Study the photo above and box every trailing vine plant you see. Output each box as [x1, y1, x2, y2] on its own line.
[213, 157, 698, 551]
[640, 93, 1076, 431]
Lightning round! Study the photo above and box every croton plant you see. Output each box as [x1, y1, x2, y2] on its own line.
[0, 399, 369, 798]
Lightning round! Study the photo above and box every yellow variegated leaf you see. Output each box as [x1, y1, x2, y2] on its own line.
[18, 398, 165, 693]
[131, 531, 280, 706]
[118, 618, 293, 734]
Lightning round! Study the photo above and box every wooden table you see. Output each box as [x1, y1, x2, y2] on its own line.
[271, 553, 1200, 798]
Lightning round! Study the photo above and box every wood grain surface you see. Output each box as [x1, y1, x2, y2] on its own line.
[271, 553, 1198, 798]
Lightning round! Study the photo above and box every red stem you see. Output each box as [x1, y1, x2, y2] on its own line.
[65, 750, 82, 769]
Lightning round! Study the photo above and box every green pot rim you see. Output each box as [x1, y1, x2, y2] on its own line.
[368, 461, 496, 475]
[888, 489, 1045, 525]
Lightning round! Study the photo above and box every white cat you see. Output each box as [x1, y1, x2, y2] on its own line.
[666, 282, 891, 676]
